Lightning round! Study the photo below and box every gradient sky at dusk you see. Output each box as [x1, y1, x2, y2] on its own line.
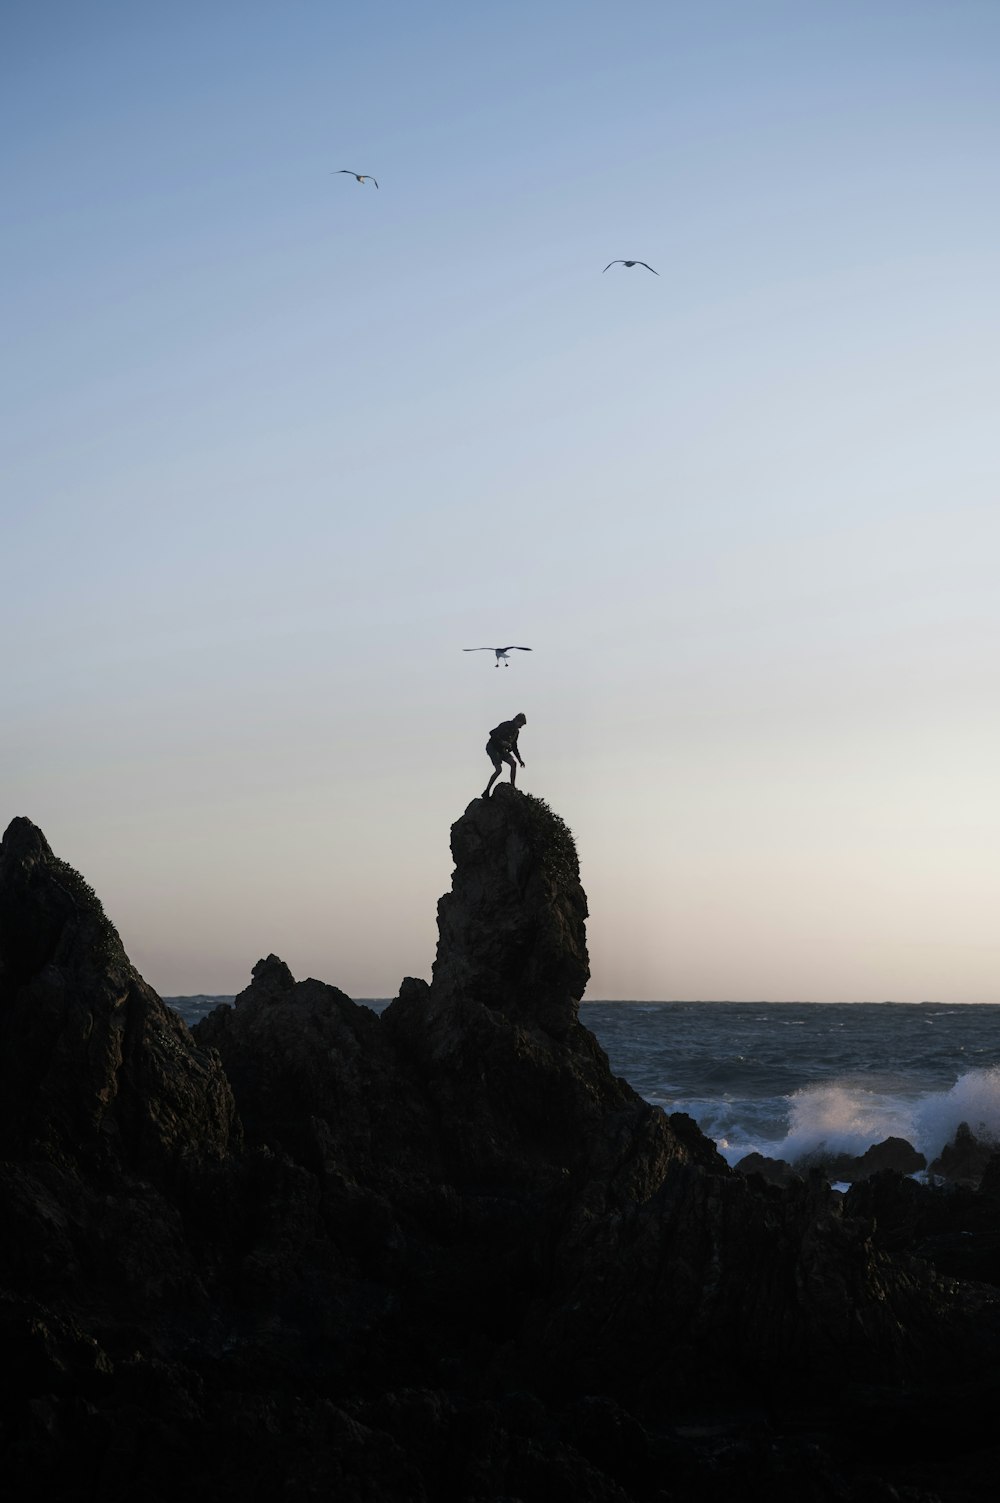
[4, 2, 999, 1000]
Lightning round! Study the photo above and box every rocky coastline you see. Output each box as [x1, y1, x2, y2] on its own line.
[2, 790, 1000, 1500]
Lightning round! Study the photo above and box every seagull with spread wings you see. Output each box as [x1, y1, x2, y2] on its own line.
[334, 169, 379, 188]
[463, 646, 532, 668]
[603, 259, 659, 275]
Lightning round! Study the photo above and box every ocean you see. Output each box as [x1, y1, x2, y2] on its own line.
[168, 997, 1000, 1171]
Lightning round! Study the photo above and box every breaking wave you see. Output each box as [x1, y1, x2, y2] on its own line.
[710, 1066, 1000, 1168]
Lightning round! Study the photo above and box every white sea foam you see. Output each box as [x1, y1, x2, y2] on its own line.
[911, 1066, 1000, 1158]
[710, 1067, 1000, 1168]
[780, 1082, 919, 1163]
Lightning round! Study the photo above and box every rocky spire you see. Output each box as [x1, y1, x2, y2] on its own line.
[428, 786, 590, 1038]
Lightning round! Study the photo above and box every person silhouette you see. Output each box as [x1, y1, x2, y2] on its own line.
[482, 713, 526, 798]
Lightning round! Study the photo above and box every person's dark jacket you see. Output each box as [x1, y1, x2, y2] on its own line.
[488, 720, 522, 756]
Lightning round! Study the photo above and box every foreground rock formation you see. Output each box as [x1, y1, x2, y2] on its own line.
[3, 791, 1000, 1501]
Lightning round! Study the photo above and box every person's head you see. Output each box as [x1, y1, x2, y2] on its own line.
[514, 713, 526, 726]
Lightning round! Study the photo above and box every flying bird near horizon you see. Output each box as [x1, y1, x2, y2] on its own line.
[334, 169, 378, 188]
[463, 646, 533, 667]
[603, 260, 659, 275]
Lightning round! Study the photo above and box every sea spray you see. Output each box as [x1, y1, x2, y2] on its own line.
[706, 1068, 1000, 1170]
[778, 1080, 920, 1164]
[912, 1065, 1000, 1159]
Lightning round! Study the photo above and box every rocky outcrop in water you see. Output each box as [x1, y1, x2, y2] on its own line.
[3, 791, 1000, 1501]
[737, 1134, 928, 1189]
[929, 1121, 998, 1186]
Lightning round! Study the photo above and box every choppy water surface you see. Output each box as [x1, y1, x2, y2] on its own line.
[169, 996, 1000, 1167]
[582, 1001, 1000, 1165]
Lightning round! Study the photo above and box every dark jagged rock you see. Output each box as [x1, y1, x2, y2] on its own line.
[929, 1120, 998, 1187]
[194, 953, 402, 1175]
[0, 817, 238, 1175]
[378, 793, 726, 1197]
[427, 785, 590, 1039]
[977, 1153, 1000, 1199]
[794, 1135, 927, 1186]
[845, 1168, 1000, 1288]
[851, 1134, 927, 1179]
[3, 803, 1000, 1501]
[734, 1150, 801, 1186]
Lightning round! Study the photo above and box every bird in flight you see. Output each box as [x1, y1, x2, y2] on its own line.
[463, 646, 533, 667]
[603, 259, 659, 275]
[334, 169, 378, 188]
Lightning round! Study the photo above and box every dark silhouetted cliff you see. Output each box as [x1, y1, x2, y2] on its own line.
[3, 793, 1000, 1501]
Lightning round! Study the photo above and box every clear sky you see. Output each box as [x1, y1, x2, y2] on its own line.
[4, 1, 999, 1001]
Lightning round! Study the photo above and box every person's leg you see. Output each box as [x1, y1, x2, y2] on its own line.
[505, 752, 517, 785]
[483, 750, 503, 798]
